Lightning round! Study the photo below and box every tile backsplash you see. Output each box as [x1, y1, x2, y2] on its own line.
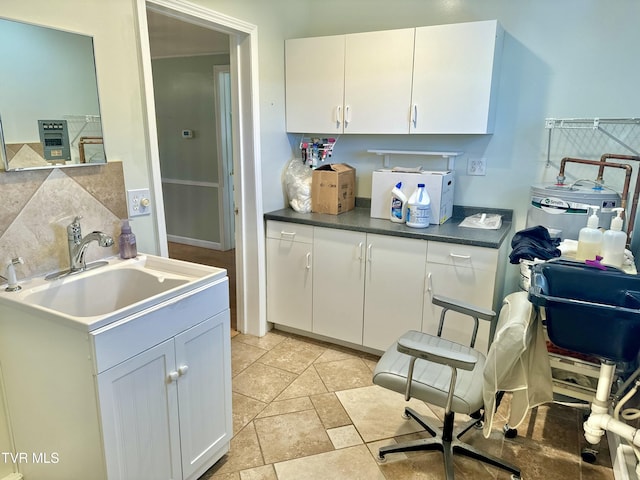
[0, 161, 127, 279]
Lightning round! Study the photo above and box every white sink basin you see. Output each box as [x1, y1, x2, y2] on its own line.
[0, 254, 227, 330]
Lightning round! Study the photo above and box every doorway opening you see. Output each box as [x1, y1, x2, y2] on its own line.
[137, 0, 266, 336]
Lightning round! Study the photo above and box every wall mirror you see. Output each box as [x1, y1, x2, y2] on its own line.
[0, 17, 106, 171]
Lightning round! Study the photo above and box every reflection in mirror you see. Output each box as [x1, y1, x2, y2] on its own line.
[0, 17, 106, 171]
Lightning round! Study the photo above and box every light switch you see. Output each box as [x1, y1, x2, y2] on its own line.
[127, 188, 152, 217]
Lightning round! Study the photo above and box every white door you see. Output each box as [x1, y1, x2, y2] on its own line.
[343, 28, 415, 134]
[98, 339, 181, 480]
[411, 20, 501, 134]
[285, 35, 346, 133]
[313, 227, 366, 344]
[363, 234, 427, 351]
[175, 313, 232, 480]
[215, 65, 235, 251]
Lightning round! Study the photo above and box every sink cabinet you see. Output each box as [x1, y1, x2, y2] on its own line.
[0, 275, 231, 480]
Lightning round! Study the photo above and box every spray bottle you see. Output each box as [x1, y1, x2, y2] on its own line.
[601, 207, 626, 268]
[576, 206, 603, 261]
[390, 182, 408, 223]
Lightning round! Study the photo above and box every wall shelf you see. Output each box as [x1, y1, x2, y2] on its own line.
[544, 117, 640, 167]
[367, 149, 464, 169]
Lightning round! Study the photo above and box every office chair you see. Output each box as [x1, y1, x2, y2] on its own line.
[372, 294, 523, 480]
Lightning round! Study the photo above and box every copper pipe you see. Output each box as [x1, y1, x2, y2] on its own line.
[597, 154, 640, 246]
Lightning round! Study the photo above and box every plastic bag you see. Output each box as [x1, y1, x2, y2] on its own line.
[283, 158, 312, 213]
[459, 213, 502, 229]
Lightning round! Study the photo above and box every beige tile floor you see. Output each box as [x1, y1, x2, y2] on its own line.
[199, 330, 615, 480]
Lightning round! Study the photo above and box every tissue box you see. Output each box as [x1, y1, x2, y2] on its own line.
[371, 169, 454, 224]
[311, 163, 356, 215]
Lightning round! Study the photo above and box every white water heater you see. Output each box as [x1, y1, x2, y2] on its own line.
[526, 183, 621, 241]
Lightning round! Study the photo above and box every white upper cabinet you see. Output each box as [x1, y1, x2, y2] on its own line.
[411, 20, 504, 134]
[285, 35, 345, 134]
[285, 20, 503, 135]
[343, 28, 415, 134]
[285, 29, 414, 134]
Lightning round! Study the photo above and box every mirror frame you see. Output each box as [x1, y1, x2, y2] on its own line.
[0, 17, 106, 171]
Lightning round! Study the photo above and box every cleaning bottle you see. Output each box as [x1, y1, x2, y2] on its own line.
[576, 206, 603, 261]
[406, 183, 431, 228]
[390, 182, 408, 223]
[119, 219, 137, 259]
[601, 207, 626, 268]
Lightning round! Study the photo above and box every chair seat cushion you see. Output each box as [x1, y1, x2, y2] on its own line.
[372, 330, 486, 415]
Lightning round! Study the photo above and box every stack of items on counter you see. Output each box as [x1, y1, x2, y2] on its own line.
[370, 167, 455, 227]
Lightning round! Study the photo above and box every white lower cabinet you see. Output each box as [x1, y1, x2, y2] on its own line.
[310, 228, 426, 351]
[312, 227, 366, 344]
[98, 313, 231, 480]
[266, 221, 313, 331]
[362, 234, 427, 351]
[422, 241, 506, 354]
[266, 220, 506, 354]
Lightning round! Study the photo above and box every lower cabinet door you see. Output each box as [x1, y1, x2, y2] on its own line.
[363, 234, 427, 351]
[312, 227, 366, 344]
[175, 313, 232, 480]
[98, 339, 182, 480]
[266, 237, 313, 330]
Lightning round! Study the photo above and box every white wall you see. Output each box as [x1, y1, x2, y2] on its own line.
[196, 0, 640, 230]
[1, 0, 161, 255]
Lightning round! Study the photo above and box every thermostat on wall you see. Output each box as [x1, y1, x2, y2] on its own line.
[181, 129, 194, 139]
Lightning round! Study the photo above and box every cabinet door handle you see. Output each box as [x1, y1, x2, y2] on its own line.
[425, 272, 433, 295]
[356, 242, 364, 261]
[366, 243, 372, 263]
[449, 253, 471, 260]
[280, 230, 296, 239]
[178, 365, 189, 376]
[412, 104, 418, 128]
[305, 252, 312, 269]
[168, 371, 179, 383]
[336, 105, 342, 127]
[345, 105, 351, 126]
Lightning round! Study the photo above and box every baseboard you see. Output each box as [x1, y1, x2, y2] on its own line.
[167, 235, 220, 250]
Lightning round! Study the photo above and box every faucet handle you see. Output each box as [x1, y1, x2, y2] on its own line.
[68, 216, 83, 241]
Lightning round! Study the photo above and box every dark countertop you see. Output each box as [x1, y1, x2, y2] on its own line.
[264, 204, 513, 249]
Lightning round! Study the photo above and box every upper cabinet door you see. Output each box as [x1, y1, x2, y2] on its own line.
[285, 35, 346, 134]
[343, 28, 415, 134]
[411, 20, 504, 134]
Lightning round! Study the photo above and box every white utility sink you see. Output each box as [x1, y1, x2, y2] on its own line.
[0, 254, 227, 330]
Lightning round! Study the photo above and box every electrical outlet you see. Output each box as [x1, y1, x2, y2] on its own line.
[127, 188, 152, 217]
[467, 157, 487, 176]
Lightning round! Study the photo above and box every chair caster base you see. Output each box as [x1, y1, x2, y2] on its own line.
[377, 454, 387, 463]
[503, 424, 518, 438]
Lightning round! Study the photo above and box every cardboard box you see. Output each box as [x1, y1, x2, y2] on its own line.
[312, 164, 356, 215]
[370, 169, 454, 224]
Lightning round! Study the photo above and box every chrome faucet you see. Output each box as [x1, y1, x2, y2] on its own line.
[67, 216, 114, 272]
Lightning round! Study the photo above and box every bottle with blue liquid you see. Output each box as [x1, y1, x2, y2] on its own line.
[389, 182, 407, 223]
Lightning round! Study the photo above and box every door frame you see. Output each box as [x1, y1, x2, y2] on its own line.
[136, 0, 266, 336]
